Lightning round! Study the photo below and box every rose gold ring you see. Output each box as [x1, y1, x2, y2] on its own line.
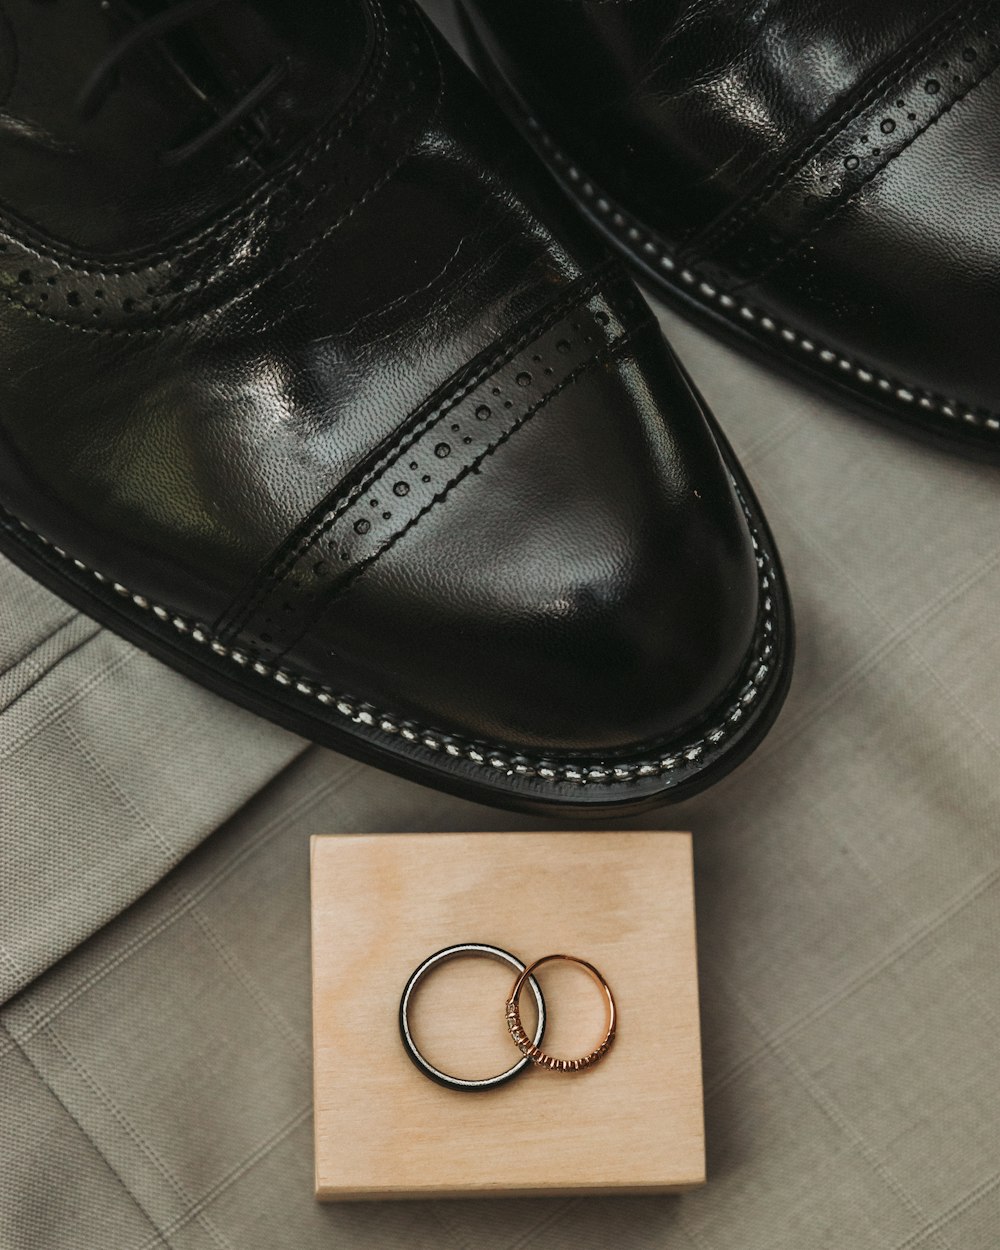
[505, 953, 616, 1071]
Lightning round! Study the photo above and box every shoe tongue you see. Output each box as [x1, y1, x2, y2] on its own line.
[0, 0, 371, 252]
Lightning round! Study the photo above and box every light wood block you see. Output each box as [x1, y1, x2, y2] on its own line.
[311, 831, 704, 1201]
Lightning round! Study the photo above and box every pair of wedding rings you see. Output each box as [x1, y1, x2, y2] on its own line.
[398, 942, 617, 1092]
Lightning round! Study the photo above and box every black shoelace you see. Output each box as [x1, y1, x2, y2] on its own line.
[76, 0, 287, 165]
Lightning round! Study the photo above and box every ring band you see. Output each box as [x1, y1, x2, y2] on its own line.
[506, 953, 616, 1071]
[399, 943, 546, 1092]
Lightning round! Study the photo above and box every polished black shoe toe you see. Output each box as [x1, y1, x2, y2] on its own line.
[266, 305, 764, 758]
[0, 0, 791, 815]
[460, 0, 1000, 458]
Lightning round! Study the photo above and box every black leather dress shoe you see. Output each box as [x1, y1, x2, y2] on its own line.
[0, 0, 791, 816]
[460, 1, 1000, 458]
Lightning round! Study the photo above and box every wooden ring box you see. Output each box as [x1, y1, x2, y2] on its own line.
[311, 830, 705, 1200]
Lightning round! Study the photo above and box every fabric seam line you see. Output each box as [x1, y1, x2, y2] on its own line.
[1, 1021, 172, 1249]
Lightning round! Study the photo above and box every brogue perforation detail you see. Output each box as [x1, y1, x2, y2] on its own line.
[217, 262, 620, 636]
[0, 0, 440, 331]
[7, 492, 778, 788]
[706, 11, 1000, 284]
[515, 111, 1000, 434]
[686, 0, 999, 256]
[226, 277, 638, 661]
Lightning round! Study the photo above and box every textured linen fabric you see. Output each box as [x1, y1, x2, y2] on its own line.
[0, 570, 306, 1005]
[3, 13, 1000, 1245]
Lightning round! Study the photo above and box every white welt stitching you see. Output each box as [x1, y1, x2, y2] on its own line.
[522, 114, 1000, 432]
[13, 497, 780, 788]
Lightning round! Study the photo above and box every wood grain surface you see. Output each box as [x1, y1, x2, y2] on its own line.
[311, 831, 705, 1200]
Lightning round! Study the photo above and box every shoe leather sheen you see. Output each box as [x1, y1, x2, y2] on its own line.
[461, 0, 1000, 444]
[0, 0, 765, 760]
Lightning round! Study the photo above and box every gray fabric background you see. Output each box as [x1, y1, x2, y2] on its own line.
[3, 7, 999, 1246]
